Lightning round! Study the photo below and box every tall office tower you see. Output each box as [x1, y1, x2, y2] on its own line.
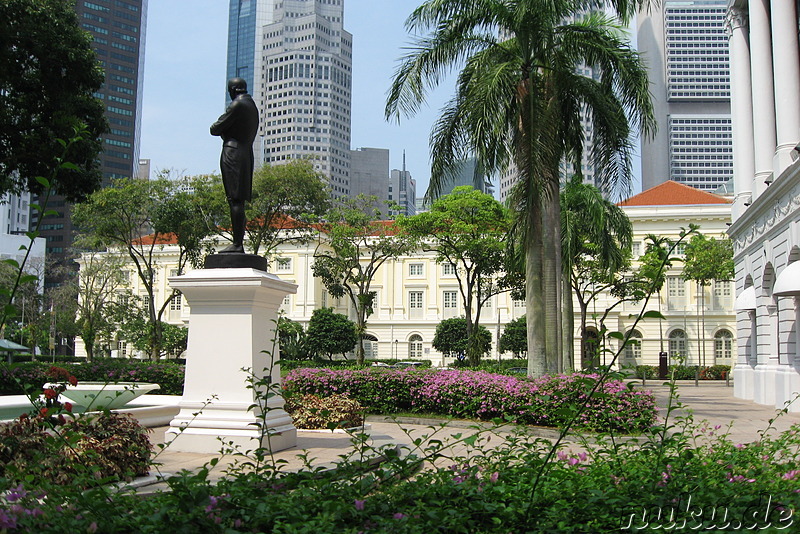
[228, 0, 353, 196]
[350, 147, 390, 215]
[389, 160, 416, 217]
[37, 0, 147, 276]
[637, 0, 732, 192]
[435, 158, 494, 199]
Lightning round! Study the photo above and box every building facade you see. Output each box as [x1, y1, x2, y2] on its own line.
[228, 0, 353, 197]
[637, 0, 733, 192]
[726, 0, 800, 411]
[349, 147, 389, 214]
[75, 182, 736, 368]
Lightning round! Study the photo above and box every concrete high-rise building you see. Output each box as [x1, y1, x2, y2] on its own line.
[228, 0, 353, 197]
[350, 147, 389, 214]
[37, 0, 148, 273]
[637, 0, 733, 192]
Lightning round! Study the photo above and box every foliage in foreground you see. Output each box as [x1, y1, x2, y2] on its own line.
[283, 368, 656, 432]
[2, 406, 799, 532]
[0, 412, 151, 487]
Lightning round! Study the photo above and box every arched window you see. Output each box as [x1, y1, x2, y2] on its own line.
[669, 329, 687, 362]
[409, 334, 423, 359]
[362, 334, 378, 360]
[714, 329, 733, 361]
[624, 330, 643, 361]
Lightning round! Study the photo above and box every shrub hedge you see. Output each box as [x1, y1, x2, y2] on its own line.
[283, 368, 657, 432]
[0, 360, 186, 396]
[630, 364, 731, 381]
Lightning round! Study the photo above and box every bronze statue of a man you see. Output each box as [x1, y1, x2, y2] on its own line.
[210, 77, 259, 254]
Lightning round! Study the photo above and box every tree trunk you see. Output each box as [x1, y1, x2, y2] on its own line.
[526, 210, 546, 378]
[541, 177, 561, 376]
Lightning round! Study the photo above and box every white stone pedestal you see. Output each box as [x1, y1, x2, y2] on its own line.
[165, 268, 298, 453]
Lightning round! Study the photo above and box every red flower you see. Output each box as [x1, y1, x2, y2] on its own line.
[43, 389, 57, 400]
[39, 407, 48, 417]
[18, 413, 28, 421]
[57, 415, 66, 425]
[63, 402, 73, 413]
[68, 375, 78, 386]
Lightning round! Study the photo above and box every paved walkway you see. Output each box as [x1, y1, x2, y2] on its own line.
[138, 381, 800, 492]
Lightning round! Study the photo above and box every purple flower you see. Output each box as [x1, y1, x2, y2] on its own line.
[393, 513, 406, 520]
[354, 499, 365, 511]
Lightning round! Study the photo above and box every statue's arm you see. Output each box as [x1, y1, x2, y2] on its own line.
[210, 102, 239, 137]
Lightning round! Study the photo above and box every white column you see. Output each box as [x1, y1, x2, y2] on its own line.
[770, 0, 800, 176]
[726, 7, 755, 221]
[749, 0, 777, 198]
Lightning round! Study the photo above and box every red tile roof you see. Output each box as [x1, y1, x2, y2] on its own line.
[618, 180, 731, 207]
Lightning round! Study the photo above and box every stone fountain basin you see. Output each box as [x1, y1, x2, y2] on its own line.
[59, 382, 161, 411]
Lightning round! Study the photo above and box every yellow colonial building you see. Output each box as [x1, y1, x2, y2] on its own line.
[76, 181, 735, 368]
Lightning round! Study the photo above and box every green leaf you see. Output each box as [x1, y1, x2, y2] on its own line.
[607, 331, 624, 340]
[35, 176, 51, 188]
[60, 162, 79, 171]
[3, 259, 19, 269]
[642, 310, 666, 320]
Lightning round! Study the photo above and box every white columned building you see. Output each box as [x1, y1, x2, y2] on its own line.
[727, 0, 800, 411]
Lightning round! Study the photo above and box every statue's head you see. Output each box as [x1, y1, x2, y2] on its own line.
[227, 77, 248, 99]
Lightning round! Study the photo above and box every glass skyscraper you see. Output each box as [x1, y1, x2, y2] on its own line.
[37, 0, 148, 277]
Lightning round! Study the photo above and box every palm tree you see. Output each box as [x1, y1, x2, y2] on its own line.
[385, 0, 655, 376]
[561, 174, 632, 369]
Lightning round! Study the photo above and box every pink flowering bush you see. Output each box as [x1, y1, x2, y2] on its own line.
[282, 368, 657, 432]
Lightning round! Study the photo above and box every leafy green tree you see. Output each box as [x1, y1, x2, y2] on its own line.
[305, 307, 357, 360]
[312, 196, 417, 364]
[432, 317, 491, 361]
[637, 235, 674, 356]
[499, 316, 527, 358]
[74, 252, 127, 361]
[277, 316, 310, 361]
[682, 234, 734, 366]
[0, 0, 107, 200]
[561, 175, 632, 368]
[386, 0, 655, 377]
[73, 178, 211, 358]
[399, 186, 515, 366]
[191, 160, 331, 256]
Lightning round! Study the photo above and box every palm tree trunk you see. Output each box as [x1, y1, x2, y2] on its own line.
[542, 177, 561, 375]
[526, 212, 546, 377]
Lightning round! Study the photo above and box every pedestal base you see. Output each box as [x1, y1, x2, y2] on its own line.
[167, 400, 297, 453]
[165, 268, 298, 453]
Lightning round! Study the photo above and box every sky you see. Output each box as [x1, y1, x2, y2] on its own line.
[139, 1, 641, 197]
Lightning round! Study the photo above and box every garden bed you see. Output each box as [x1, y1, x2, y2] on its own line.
[283, 368, 657, 433]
